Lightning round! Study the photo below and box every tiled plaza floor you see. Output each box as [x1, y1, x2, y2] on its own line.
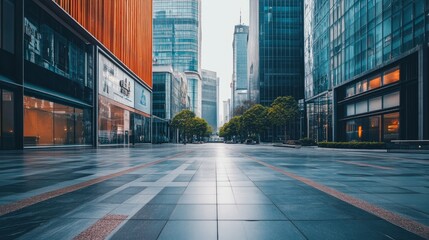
[0, 144, 428, 239]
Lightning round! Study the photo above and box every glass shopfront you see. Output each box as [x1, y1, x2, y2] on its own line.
[23, 96, 92, 146]
[345, 112, 399, 142]
[98, 52, 151, 145]
[98, 95, 150, 145]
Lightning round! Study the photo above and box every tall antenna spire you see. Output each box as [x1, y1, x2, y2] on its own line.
[240, 9, 242, 25]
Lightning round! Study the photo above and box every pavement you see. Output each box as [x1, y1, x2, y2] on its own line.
[0, 144, 428, 239]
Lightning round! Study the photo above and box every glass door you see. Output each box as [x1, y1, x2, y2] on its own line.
[1, 89, 15, 149]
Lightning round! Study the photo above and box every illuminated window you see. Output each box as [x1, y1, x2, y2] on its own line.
[383, 68, 400, 85]
[369, 76, 381, 90]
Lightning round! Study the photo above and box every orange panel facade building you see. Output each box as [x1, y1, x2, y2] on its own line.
[54, 0, 153, 88]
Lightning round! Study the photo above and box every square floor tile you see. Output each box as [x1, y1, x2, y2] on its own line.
[218, 205, 286, 220]
[169, 205, 216, 220]
[178, 194, 216, 204]
[219, 221, 306, 240]
[157, 220, 217, 240]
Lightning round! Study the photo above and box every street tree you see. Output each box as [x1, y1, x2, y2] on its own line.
[267, 96, 298, 142]
[241, 104, 268, 142]
[171, 110, 196, 142]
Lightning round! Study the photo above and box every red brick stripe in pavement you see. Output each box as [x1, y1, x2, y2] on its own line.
[243, 154, 429, 239]
[0, 151, 191, 217]
[74, 214, 127, 240]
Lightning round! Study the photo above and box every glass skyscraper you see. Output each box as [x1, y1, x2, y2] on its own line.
[202, 70, 219, 133]
[232, 24, 249, 114]
[153, 0, 202, 117]
[248, 0, 304, 106]
[305, 0, 429, 142]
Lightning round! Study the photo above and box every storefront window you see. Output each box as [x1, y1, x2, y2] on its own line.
[384, 112, 400, 141]
[368, 116, 381, 142]
[53, 103, 75, 145]
[346, 120, 357, 141]
[383, 68, 400, 85]
[98, 96, 128, 144]
[24, 96, 92, 146]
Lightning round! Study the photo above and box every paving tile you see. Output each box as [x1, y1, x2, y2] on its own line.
[178, 194, 217, 204]
[110, 220, 167, 240]
[169, 204, 217, 220]
[218, 205, 287, 220]
[131, 204, 176, 220]
[219, 221, 306, 240]
[157, 220, 217, 240]
[293, 220, 425, 240]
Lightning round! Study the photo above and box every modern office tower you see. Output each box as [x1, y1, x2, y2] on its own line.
[202, 70, 219, 133]
[305, 0, 429, 142]
[223, 99, 231, 124]
[232, 23, 249, 115]
[248, 0, 304, 106]
[153, 66, 188, 120]
[152, 65, 188, 143]
[0, 0, 152, 150]
[153, 0, 202, 117]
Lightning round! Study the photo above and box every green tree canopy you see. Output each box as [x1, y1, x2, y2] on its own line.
[267, 96, 298, 141]
[241, 104, 268, 138]
[171, 110, 195, 129]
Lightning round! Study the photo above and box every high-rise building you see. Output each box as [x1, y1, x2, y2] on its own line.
[153, 0, 202, 117]
[232, 23, 249, 115]
[223, 99, 231, 124]
[0, 0, 153, 150]
[248, 0, 304, 106]
[202, 70, 219, 133]
[305, 0, 429, 142]
[152, 65, 188, 143]
[153, 66, 188, 120]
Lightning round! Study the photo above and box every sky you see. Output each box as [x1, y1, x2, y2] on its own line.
[201, 0, 249, 125]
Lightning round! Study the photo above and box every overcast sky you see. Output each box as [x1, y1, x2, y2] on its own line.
[201, 0, 249, 124]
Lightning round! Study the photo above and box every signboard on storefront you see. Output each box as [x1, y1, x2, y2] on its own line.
[134, 83, 151, 114]
[98, 53, 135, 107]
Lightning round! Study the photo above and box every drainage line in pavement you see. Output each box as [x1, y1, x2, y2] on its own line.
[242, 153, 429, 240]
[0, 151, 192, 217]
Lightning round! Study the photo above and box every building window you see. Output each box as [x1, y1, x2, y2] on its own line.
[2, 0, 14, 53]
[346, 85, 355, 97]
[356, 80, 368, 94]
[346, 104, 355, 116]
[355, 101, 368, 115]
[383, 68, 400, 85]
[384, 112, 400, 141]
[369, 76, 381, 90]
[369, 97, 382, 111]
[383, 91, 400, 109]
